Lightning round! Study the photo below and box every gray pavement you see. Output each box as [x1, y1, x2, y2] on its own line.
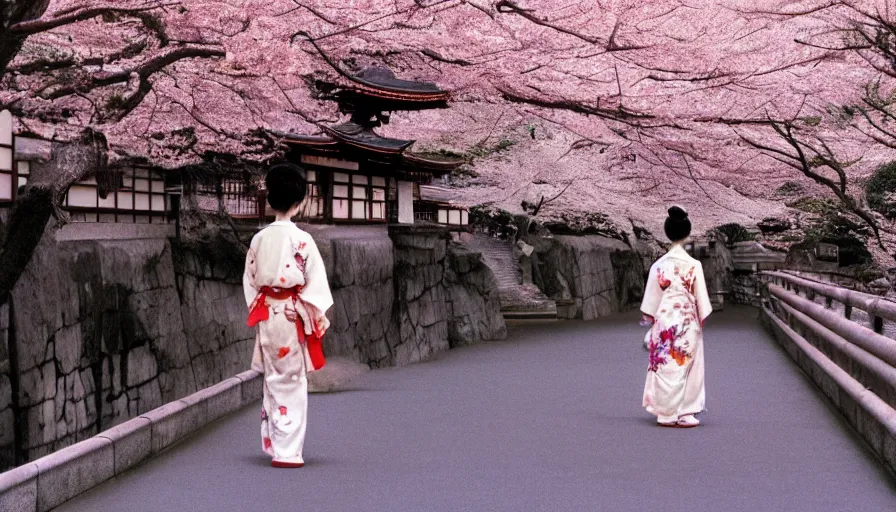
[57, 308, 896, 512]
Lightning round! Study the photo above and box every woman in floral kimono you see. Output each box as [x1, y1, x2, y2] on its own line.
[243, 163, 334, 467]
[640, 206, 712, 428]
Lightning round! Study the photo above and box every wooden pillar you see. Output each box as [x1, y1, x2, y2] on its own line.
[397, 180, 414, 224]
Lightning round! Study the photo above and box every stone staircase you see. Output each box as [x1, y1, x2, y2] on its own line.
[468, 234, 557, 320]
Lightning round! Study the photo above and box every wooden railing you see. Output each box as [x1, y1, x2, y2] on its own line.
[762, 270, 896, 335]
[757, 271, 896, 476]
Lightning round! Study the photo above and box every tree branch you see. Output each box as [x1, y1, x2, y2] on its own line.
[9, 2, 177, 36]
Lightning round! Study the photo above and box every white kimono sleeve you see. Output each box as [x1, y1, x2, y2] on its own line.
[640, 262, 663, 318]
[243, 234, 264, 372]
[243, 234, 261, 308]
[694, 262, 713, 322]
[298, 236, 334, 335]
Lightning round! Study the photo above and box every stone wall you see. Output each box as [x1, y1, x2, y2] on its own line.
[311, 225, 506, 368]
[0, 223, 506, 471]
[443, 243, 507, 347]
[530, 235, 646, 320]
[313, 228, 398, 368]
[0, 227, 258, 470]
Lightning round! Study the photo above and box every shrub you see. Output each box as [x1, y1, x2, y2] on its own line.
[866, 161, 896, 219]
[714, 223, 755, 244]
[775, 181, 805, 196]
[787, 196, 839, 215]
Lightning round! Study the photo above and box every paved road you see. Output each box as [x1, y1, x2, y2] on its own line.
[57, 308, 896, 512]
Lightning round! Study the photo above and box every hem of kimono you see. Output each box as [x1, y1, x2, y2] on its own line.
[271, 455, 305, 464]
[643, 404, 707, 419]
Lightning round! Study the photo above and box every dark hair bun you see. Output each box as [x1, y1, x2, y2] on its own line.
[664, 205, 692, 242]
[668, 206, 688, 220]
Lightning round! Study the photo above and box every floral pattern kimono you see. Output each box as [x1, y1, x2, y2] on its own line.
[640, 245, 712, 422]
[243, 220, 333, 464]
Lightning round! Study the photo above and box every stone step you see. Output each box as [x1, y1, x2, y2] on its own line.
[466, 234, 558, 317]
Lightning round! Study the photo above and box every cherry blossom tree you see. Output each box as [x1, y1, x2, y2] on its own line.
[0, 1, 225, 306]
[2, 0, 895, 284]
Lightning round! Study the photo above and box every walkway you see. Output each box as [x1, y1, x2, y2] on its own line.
[56, 308, 895, 512]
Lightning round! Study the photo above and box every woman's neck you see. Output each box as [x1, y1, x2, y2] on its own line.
[274, 212, 293, 223]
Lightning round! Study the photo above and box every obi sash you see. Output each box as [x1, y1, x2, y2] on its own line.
[247, 286, 326, 371]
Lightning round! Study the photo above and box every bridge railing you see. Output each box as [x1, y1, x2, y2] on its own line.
[757, 271, 896, 476]
[762, 270, 896, 335]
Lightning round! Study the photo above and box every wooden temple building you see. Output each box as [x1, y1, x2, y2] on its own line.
[2, 67, 471, 229]
[278, 66, 469, 227]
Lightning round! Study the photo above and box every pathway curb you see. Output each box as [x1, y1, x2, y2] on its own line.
[0, 369, 263, 512]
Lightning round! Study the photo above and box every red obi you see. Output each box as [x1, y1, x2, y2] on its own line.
[247, 286, 326, 370]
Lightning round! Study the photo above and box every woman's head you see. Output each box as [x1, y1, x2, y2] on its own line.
[664, 205, 691, 242]
[265, 163, 307, 214]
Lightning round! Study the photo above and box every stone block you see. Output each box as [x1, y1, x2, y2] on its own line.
[0, 408, 13, 446]
[40, 400, 56, 445]
[34, 437, 114, 512]
[132, 379, 163, 416]
[0, 462, 38, 512]
[195, 378, 242, 423]
[157, 366, 196, 404]
[97, 416, 152, 475]
[54, 324, 83, 375]
[235, 370, 262, 407]
[141, 398, 205, 455]
[0, 373, 10, 409]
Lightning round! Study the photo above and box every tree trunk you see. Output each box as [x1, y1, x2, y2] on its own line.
[0, 1, 51, 74]
[0, 186, 53, 307]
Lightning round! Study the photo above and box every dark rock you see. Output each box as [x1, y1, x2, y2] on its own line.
[758, 217, 791, 234]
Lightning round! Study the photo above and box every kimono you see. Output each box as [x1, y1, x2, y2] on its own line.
[640, 245, 712, 423]
[243, 220, 334, 464]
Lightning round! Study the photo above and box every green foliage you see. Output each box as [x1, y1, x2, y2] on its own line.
[468, 205, 516, 237]
[800, 116, 821, 127]
[467, 138, 517, 159]
[714, 223, 755, 244]
[866, 161, 896, 219]
[787, 197, 840, 215]
[775, 181, 805, 196]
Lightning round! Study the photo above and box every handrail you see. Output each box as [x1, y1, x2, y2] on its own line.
[761, 271, 896, 329]
[767, 283, 896, 366]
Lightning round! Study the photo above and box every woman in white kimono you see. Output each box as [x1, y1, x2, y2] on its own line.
[640, 206, 712, 428]
[243, 164, 333, 467]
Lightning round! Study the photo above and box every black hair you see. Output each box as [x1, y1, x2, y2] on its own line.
[265, 163, 307, 213]
[664, 205, 691, 242]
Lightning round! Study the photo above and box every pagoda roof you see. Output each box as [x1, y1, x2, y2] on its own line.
[278, 125, 463, 176]
[322, 123, 414, 154]
[280, 123, 413, 155]
[402, 152, 465, 172]
[341, 67, 449, 103]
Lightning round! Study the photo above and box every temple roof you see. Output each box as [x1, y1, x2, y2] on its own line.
[278, 123, 464, 176]
[402, 151, 465, 172]
[341, 67, 449, 104]
[323, 122, 414, 154]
